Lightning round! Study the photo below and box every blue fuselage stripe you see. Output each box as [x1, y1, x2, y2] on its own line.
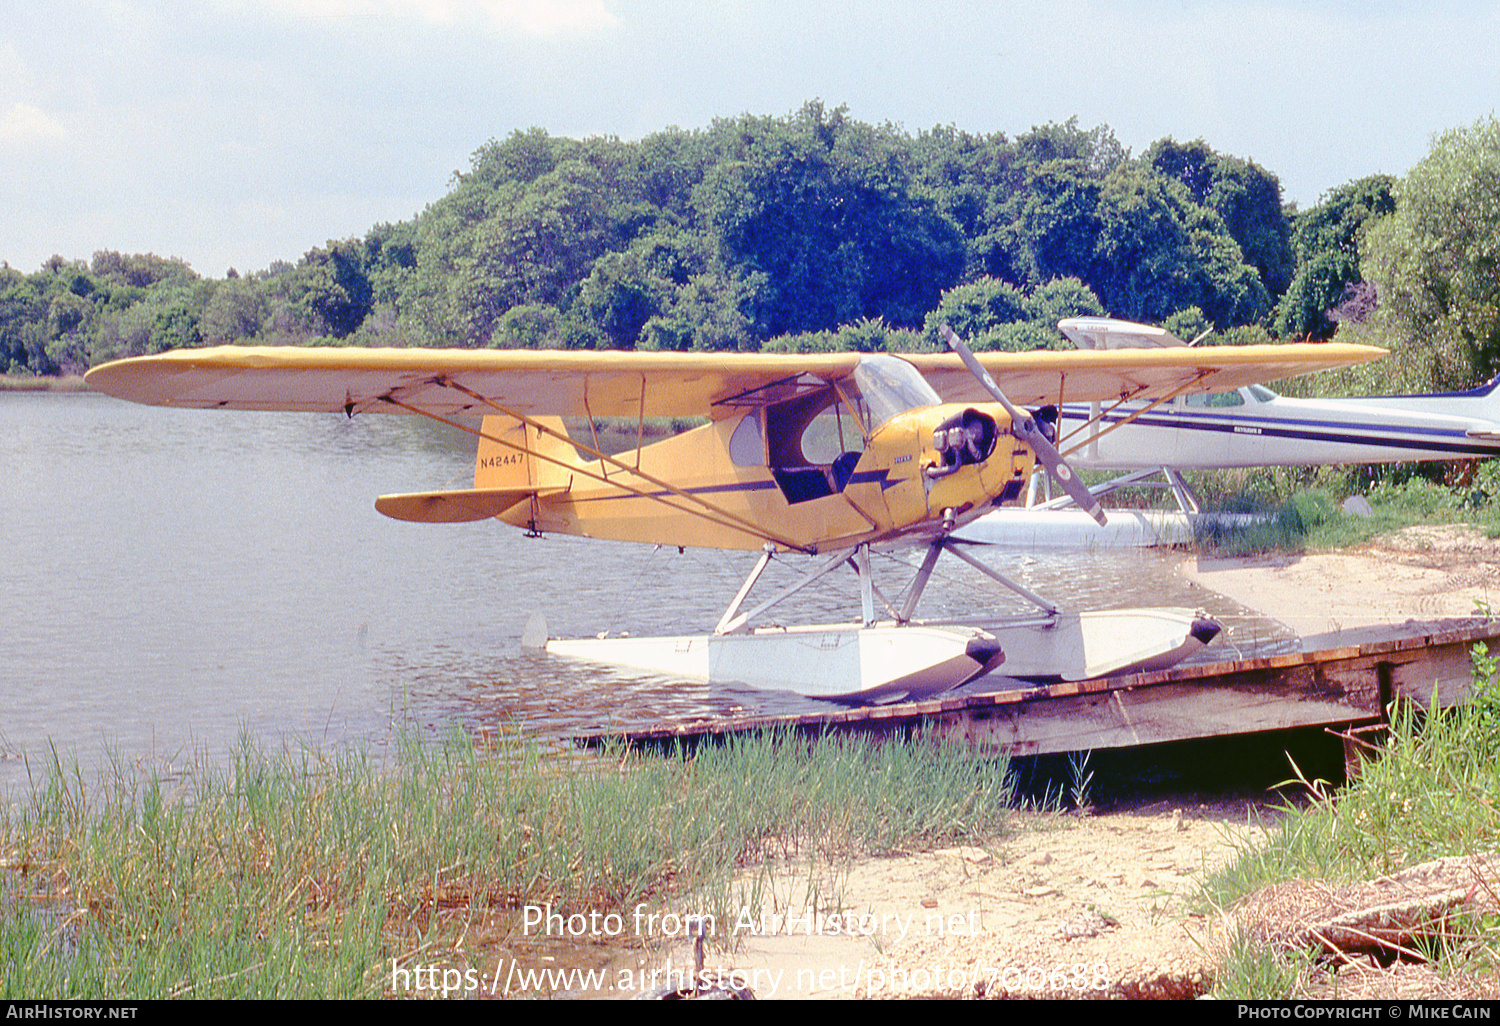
[571, 468, 893, 503]
[1059, 409, 1499, 457]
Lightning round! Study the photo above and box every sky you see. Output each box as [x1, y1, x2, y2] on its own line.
[2, 0, 1497, 279]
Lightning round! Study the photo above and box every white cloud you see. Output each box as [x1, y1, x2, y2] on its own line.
[0, 102, 68, 145]
[248, 0, 618, 35]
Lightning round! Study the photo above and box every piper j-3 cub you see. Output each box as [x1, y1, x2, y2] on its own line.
[84, 330, 1380, 703]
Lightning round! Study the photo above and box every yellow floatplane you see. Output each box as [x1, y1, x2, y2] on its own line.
[85, 330, 1381, 703]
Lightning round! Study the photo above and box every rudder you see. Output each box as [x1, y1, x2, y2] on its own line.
[474, 415, 578, 491]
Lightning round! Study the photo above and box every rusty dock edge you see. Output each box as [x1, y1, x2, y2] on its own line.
[575, 618, 1500, 757]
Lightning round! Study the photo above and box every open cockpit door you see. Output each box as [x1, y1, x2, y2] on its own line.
[762, 383, 866, 503]
[747, 354, 948, 506]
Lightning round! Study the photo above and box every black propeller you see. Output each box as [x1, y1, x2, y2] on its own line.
[941, 325, 1107, 526]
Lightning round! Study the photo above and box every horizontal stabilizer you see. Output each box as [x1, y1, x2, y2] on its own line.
[375, 487, 553, 523]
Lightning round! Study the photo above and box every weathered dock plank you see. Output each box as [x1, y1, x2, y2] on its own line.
[576, 618, 1500, 757]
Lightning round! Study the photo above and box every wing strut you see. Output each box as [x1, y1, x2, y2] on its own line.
[1057, 370, 1217, 460]
[1058, 384, 1148, 448]
[382, 382, 816, 554]
[714, 534, 1061, 635]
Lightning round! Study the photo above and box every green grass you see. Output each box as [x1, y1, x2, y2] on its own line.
[0, 374, 87, 392]
[1188, 470, 1500, 557]
[1211, 937, 1320, 1001]
[1, 728, 1012, 999]
[1200, 644, 1500, 997]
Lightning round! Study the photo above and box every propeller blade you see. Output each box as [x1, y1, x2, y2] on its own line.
[941, 326, 1107, 526]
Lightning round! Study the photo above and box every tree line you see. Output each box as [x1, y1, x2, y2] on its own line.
[5, 102, 1495, 394]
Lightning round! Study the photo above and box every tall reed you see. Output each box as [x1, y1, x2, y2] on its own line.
[2, 727, 1010, 999]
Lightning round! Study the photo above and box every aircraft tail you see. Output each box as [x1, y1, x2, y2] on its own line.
[1469, 377, 1500, 439]
[374, 415, 576, 525]
[1351, 376, 1500, 438]
[474, 414, 579, 491]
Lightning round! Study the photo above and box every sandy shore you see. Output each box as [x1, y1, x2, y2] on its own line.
[635, 800, 1264, 1000]
[641, 526, 1500, 999]
[1181, 524, 1500, 637]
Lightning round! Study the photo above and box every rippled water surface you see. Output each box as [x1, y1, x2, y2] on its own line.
[1, 392, 1290, 792]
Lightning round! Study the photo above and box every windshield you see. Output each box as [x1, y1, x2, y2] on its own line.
[851, 354, 942, 431]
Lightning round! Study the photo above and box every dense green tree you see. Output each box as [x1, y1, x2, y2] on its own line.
[630, 127, 715, 215]
[1360, 116, 1500, 390]
[1027, 276, 1107, 330]
[1274, 175, 1395, 339]
[91, 251, 196, 289]
[488, 303, 563, 349]
[1, 267, 50, 373]
[1015, 119, 1129, 175]
[761, 315, 924, 354]
[910, 126, 1022, 280]
[466, 127, 578, 190]
[924, 276, 1032, 345]
[4, 106, 1381, 374]
[1163, 306, 1210, 344]
[1275, 250, 1359, 340]
[1012, 159, 1103, 286]
[426, 160, 623, 344]
[198, 275, 268, 345]
[44, 289, 94, 371]
[640, 271, 758, 352]
[239, 263, 324, 345]
[698, 102, 964, 339]
[149, 297, 202, 351]
[1146, 140, 1293, 300]
[361, 221, 418, 309]
[575, 252, 658, 348]
[93, 276, 211, 359]
[1092, 166, 1269, 328]
[910, 125, 1269, 333]
[922, 275, 1103, 351]
[1209, 156, 1294, 299]
[291, 241, 374, 339]
[572, 225, 716, 348]
[911, 120, 1127, 286]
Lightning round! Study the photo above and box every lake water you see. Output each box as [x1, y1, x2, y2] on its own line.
[0, 391, 1290, 794]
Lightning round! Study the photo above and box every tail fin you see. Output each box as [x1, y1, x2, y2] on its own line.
[376, 415, 578, 525]
[474, 414, 578, 491]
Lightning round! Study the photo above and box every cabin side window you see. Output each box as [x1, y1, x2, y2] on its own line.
[728, 412, 764, 467]
[1184, 390, 1246, 409]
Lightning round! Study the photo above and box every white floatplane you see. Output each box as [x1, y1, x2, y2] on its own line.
[83, 328, 1379, 703]
[958, 317, 1500, 549]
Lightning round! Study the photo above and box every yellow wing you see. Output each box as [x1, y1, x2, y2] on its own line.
[84, 342, 1384, 416]
[910, 343, 1385, 406]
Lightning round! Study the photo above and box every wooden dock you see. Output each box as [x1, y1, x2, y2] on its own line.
[577, 617, 1500, 757]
